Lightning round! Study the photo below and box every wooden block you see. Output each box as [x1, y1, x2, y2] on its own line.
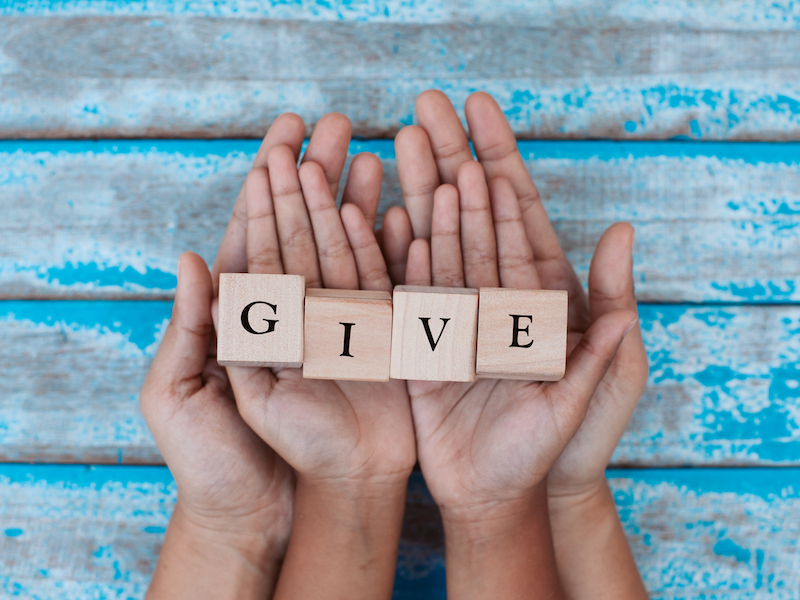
[476, 288, 568, 381]
[217, 273, 305, 368]
[390, 286, 479, 382]
[303, 289, 393, 382]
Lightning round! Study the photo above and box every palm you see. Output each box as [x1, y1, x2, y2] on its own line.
[236, 370, 413, 481]
[162, 360, 294, 522]
[140, 254, 295, 534]
[410, 379, 564, 503]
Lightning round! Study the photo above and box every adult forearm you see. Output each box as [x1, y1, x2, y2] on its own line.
[549, 479, 648, 600]
[441, 483, 564, 600]
[146, 500, 282, 600]
[273, 475, 409, 600]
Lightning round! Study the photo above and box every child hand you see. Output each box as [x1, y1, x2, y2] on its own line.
[140, 116, 312, 600]
[400, 159, 636, 512]
[212, 113, 415, 600]
[390, 89, 650, 599]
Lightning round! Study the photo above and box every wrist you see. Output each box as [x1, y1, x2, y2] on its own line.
[548, 477, 614, 526]
[439, 483, 565, 600]
[439, 482, 547, 543]
[147, 500, 282, 600]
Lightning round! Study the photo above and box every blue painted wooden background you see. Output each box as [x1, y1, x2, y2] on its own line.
[1, 1, 799, 597]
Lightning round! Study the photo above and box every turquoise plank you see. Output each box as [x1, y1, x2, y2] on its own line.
[1, 301, 800, 466]
[1, 0, 798, 29]
[0, 9, 798, 139]
[0, 465, 798, 599]
[3, 140, 800, 301]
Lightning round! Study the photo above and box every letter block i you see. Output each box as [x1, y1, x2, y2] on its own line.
[476, 288, 568, 381]
[217, 273, 305, 368]
[390, 286, 479, 382]
[303, 289, 393, 381]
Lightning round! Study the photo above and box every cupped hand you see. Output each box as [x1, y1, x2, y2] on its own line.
[394, 158, 636, 515]
[214, 114, 416, 488]
[387, 91, 649, 507]
[141, 113, 323, 558]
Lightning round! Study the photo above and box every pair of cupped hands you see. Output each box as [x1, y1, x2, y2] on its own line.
[141, 91, 649, 594]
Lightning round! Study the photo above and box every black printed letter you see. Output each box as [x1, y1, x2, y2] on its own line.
[509, 314, 534, 348]
[419, 317, 451, 351]
[241, 301, 278, 334]
[340, 322, 355, 357]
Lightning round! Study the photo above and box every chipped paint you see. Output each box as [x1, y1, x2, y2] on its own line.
[3, 140, 800, 301]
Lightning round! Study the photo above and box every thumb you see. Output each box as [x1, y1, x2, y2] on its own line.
[142, 252, 214, 408]
[550, 309, 638, 426]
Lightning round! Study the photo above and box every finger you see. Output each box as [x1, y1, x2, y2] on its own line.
[457, 161, 498, 288]
[430, 184, 464, 288]
[405, 238, 432, 286]
[143, 252, 215, 406]
[588, 221, 649, 399]
[299, 161, 359, 290]
[341, 152, 383, 230]
[268, 145, 322, 287]
[464, 92, 590, 328]
[245, 168, 284, 275]
[380, 206, 414, 286]
[550, 309, 638, 426]
[341, 203, 393, 292]
[301, 112, 353, 199]
[416, 90, 474, 185]
[395, 125, 440, 240]
[488, 176, 541, 290]
[212, 113, 305, 291]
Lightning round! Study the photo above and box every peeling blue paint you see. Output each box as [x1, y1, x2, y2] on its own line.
[0, 301, 171, 352]
[714, 537, 752, 564]
[45, 262, 177, 291]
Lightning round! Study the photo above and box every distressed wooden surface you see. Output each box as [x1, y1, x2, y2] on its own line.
[3, 140, 800, 303]
[1, 2, 799, 140]
[1, 301, 799, 466]
[0, 465, 796, 599]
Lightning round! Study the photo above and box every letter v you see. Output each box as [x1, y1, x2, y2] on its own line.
[419, 317, 451, 351]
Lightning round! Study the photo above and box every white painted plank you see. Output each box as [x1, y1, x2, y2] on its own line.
[0, 301, 798, 466]
[0, 15, 798, 139]
[0, 466, 796, 599]
[2, 140, 799, 302]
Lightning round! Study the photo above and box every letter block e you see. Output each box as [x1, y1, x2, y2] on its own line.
[476, 288, 567, 381]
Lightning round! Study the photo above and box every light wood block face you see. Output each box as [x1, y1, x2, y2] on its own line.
[390, 286, 479, 382]
[217, 273, 305, 368]
[303, 289, 393, 382]
[476, 288, 568, 381]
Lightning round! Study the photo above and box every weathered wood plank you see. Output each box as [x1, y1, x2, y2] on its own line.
[3, 0, 799, 30]
[0, 301, 798, 466]
[0, 8, 798, 139]
[0, 465, 796, 599]
[2, 140, 799, 302]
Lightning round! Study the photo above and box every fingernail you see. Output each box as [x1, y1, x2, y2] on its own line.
[623, 319, 638, 338]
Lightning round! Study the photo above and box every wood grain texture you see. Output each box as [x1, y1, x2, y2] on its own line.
[3, 140, 799, 302]
[303, 289, 393, 382]
[0, 465, 797, 599]
[1, 2, 799, 139]
[217, 273, 305, 368]
[1, 300, 797, 466]
[476, 288, 568, 381]
[390, 286, 479, 382]
[3, 0, 799, 30]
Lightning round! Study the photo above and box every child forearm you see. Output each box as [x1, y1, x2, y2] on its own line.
[549, 479, 648, 600]
[146, 500, 283, 600]
[272, 476, 409, 600]
[441, 483, 565, 600]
